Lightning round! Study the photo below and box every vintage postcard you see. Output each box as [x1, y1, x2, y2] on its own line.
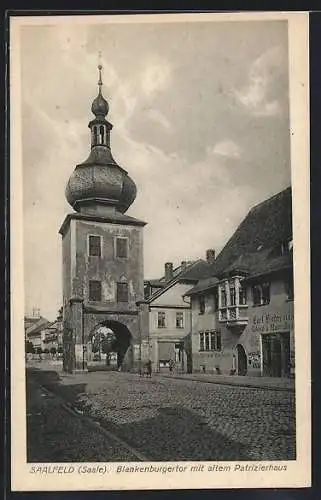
[10, 11, 310, 491]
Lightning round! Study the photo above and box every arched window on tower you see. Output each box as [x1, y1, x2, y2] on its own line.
[92, 126, 98, 146]
[99, 125, 105, 145]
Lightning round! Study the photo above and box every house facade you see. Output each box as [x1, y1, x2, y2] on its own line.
[140, 257, 213, 372]
[25, 315, 51, 350]
[185, 187, 294, 378]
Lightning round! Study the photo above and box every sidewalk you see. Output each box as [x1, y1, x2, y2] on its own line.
[155, 372, 295, 391]
[26, 360, 295, 391]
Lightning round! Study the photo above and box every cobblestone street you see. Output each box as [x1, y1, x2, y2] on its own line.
[27, 366, 296, 462]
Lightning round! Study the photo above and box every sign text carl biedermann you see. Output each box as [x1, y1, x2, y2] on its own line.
[29, 463, 288, 475]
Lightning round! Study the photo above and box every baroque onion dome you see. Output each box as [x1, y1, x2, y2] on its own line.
[65, 65, 137, 214]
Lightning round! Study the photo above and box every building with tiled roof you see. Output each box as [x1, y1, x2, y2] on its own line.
[137, 252, 216, 372]
[184, 187, 294, 378]
[25, 315, 51, 349]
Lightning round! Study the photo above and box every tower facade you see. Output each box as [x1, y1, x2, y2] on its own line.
[59, 66, 146, 372]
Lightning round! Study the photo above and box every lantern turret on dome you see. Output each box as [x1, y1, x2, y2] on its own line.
[65, 65, 137, 216]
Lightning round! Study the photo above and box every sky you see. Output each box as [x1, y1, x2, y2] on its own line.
[19, 17, 291, 321]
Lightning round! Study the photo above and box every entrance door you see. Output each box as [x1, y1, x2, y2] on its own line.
[237, 344, 247, 375]
[262, 332, 290, 378]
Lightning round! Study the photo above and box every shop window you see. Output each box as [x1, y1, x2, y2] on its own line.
[176, 311, 184, 328]
[117, 282, 128, 302]
[157, 311, 166, 328]
[115, 237, 128, 259]
[199, 296, 205, 314]
[88, 235, 102, 257]
[89, 280, 102, 302]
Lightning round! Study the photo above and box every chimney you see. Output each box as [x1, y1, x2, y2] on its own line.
[181, 261, 187, 272]
[164, 262, 174, 282]
[206, 249, 216, 263]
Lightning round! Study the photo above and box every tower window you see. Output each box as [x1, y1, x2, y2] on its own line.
[88, 235, 101, 257]
[115, 237, 128, 259]
[99, 125, 105, 145]
[117, 282, 128, 302]
[89, 280, 102, 302]
[93, 126, 98, 146]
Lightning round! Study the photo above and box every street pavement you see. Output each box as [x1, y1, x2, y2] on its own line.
[27, 366, 296, 462]
[26, 371, 142, 462]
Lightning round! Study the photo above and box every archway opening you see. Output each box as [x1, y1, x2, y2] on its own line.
[236, 344, 247, 376]
[89, 320, 132, 370]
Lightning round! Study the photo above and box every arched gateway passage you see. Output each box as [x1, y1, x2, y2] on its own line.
[88, 320, 132, 370]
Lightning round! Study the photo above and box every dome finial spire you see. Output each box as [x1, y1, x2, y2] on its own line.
[98, 64, 103, 94]
[91, 57, 109, 118]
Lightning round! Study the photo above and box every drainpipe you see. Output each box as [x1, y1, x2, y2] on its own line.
[183, 295, 192, 373]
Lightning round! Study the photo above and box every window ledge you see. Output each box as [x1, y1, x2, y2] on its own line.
[252, 303, 270, 308]
[199, 349, 221, 353]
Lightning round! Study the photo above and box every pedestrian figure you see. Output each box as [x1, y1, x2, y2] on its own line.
[146, 359, 152, 378]
[169, 359, 175, 374]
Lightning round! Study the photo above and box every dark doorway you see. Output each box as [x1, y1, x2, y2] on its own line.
[262, 332, 290, 378]
[89, 320, 132, 370]
[237, 344, 247, 375]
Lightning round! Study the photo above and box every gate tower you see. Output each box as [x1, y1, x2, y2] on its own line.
[59, 65, 147, 372]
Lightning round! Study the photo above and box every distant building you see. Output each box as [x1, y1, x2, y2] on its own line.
[42, 313, 64, 351]
[25, 314, 51, 350]
[59, 66, 146, 372]
[185, 187, 294, 378]
[140, 255, 214, 372]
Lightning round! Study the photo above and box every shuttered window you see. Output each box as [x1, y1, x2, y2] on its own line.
[88, 235, 101, 257]
[116, 237, 128, 259]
